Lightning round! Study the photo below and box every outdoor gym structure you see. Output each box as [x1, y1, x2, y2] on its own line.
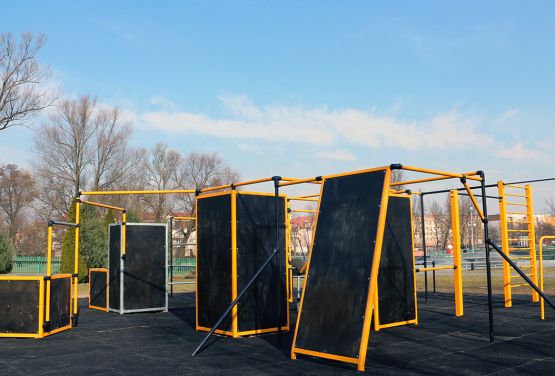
[283, 165, 555, 371]
[1, 163, 554, 374]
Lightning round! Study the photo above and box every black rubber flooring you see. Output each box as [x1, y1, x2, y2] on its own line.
[0, 292, 553, 375]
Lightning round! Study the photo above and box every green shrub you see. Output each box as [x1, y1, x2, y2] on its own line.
[0, 228, 15, 274]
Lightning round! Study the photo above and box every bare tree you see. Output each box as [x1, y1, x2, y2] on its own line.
[91, 108, 133, 191]
[547, 198, 555, 215]
[428, 196, 452, 252]
[0, 33, 56, 131]
[33, 95, 133, 216]
[0, 164, 36, 239]
[391, 169, 405, 191]
[141, 143, 182, 221]
[174, 151, 240, 239]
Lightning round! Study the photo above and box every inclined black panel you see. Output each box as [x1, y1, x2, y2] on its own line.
[48, 276, 71, 330]
[197, 194, 232, 330]
[0, 279, 40, 334]
[90, 270, 108, 309]
[108, 225, 121, 310]
[236, 194, 287, 332]
[377, 196, 416, 326]
[294, 170, 386, 358]
[123, 225, 166, 310]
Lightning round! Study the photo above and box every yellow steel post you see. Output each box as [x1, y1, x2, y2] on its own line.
[498, 182, 512, 307]
[122, 211, 127, 256]
[450, 190, 464, 316]
[38, 278, 45, 338]
[538, 237, 550, 320]
[73, 200, 80, 317]
[525, 185, 539, 302]
[287, 199, 293, 304]
[231, 191, 239, 337]
[357, 168, 391, 372]
[46, 224, 53, 322]
[410, 196, 418, 325]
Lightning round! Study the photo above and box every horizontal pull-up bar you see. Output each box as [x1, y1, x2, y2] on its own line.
[80, 189, 196, 196]
[398, 165, 482, 181]
[288, 197, 319, 202]
[290, 209, 317, 213]
[416, 265, 455, 272]
[421, 177, 555, 196]
[279, 177, 322, 187]
[172, 216, 196, 221]
[80, 200, 125, 212]
[48, 220, 78, 227]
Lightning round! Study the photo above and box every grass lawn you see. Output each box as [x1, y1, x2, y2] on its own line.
[74, 268, 555, 298]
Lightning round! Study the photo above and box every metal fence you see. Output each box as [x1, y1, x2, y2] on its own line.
[170, 257, 196, 274]
[11, 256, 61, 275]
[8, 256, 196, 276]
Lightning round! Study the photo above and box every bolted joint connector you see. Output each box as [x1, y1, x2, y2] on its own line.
[390, 163, 403, 170]
[460, 176, 467, 184]
[195, 189, 201, 196]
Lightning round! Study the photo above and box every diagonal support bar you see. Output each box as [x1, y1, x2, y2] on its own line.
[192, 248, 279, 357]
[461, 179, 485, 221]
[487, 239, 555, 311]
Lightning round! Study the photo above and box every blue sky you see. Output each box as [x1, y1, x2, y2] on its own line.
[2, 1, 555, 209]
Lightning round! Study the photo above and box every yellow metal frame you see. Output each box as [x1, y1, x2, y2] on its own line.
[88, 268, 109, 312]
[373, 192, 418, 331]
[195, 190, 290, 337]
[42, 274, 73, 337]
[290, 166, 392, 372]
[0, 276, 44, 338]
[498, 182, 539, 307]
[450, 190, 464, 317]
[538, 236, 553, 320]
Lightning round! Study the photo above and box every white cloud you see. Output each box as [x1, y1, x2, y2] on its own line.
[139, 95, 491, 151]
[496, 142, 553, 164]
[316, 150, 357, 161]
[495, 108, 519, 124]
[150, 96, 177, 111]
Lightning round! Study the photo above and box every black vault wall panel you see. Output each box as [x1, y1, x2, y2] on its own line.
[108, 225, 121, 311]
[236, 194, 287, 332]
[123, 225, 166, 310]
[90, 270, 108, 309]
[0, 280, 40, 334]
[295, 170, 386, 358]
[197, 194, 232, 330]
[48, 277, 71, 330]
[378, 196, 416, 325]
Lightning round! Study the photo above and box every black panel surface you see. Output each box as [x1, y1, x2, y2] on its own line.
[90, 270, 108, 309]
[48, 276, 71, 330]
[108, 225, 121, 310]
[196, 194, 232, 330]
[294, 170, 386, 358]
[377, 196, 416, 326]
[0, 280, 40, 334]
[123, 225, 166, 310]
[236, 194, 287, 332]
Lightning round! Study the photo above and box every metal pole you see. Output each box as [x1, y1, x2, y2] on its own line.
[432, 261, 436, 294]
[192, 248, 279, 356]
[420, 194, 429, 302]
[273, 176, 282, 341]
[488, 240, 555, 310]
[169, 217, 174, 297]
[478, 172, 494, 342]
